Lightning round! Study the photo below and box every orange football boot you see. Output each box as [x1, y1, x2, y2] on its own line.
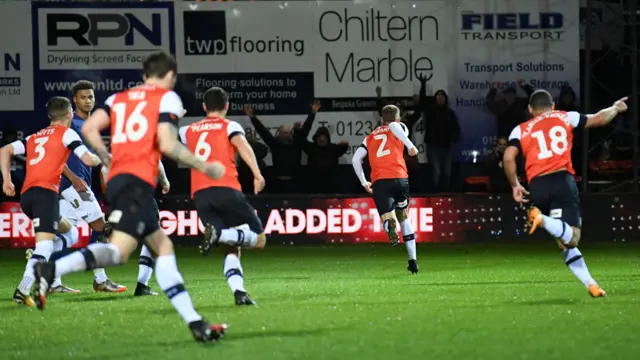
[588, 284, 607, 298]
[527, 207, 544, 235]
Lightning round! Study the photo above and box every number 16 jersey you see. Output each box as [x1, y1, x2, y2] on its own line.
[508, 110, 587, 182]
[104, 85, 183, 187]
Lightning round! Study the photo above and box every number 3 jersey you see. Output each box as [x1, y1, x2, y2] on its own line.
[179, 117, 245, 197]
[103, 85, 183, 187]
[508, 110, 587, 182]
[9, 124, 90, 194]
[361, 122, 410, 184]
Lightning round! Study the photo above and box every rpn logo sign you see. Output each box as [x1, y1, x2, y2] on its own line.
[460, 12, 564, 41]
[46, 13, 162, 49]
[183, 11, 227, 55]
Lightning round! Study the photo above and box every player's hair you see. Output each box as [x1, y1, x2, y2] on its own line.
[381, 105, 400, 123]
[71, 80, 95, 96]
[46, 96, 72, 121]
[142, 51, 177, 79]
[529, 89, 554, 110]
[203, 87, 229, 112]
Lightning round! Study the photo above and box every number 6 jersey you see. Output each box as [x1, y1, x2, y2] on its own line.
[508, 110, 587, 182]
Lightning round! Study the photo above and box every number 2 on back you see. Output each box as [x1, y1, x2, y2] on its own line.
[374, 134, 390, 158]
[532, 126, 568, 160]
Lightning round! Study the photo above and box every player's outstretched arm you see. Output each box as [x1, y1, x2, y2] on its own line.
[82, 108, 112, 167]
[0, 142, 17, 184]
[351, 146, 372, 193]
[157, 123, 224, 180]
[584, 97, 628, 128]
[231, 133, 265, 194]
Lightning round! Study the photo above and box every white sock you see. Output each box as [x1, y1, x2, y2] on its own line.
[219, 228, 259, 248]
[50, 239, 65, 287]
[18, 240, 54, 294]
[60, 226, 79, 248]
[155, 255, 202, 324]
[138, 245, 154, 286]
[94, 268, 108, 283]
[224, 253, 246, 293]
[55, 243, 121, 278]
[400, 220, 417, 261]
[541, 216, 574, 244]
[564, 248, 596, 288]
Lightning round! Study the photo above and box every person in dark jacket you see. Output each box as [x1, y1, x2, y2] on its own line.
[423, 89, 460, 192]
[486, 80, 534, 137]
[243, 104, 319, 193]
[296, 101, 349, 193]
[484, 136, 511, 193]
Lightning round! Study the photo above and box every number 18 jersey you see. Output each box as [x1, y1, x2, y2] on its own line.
[508, 110, 586, 182]
[104, 85, 183, 187]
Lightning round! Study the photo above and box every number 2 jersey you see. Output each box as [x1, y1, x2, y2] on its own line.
[508, 110, 587, 182]
[361, 122, 411, 184]
[179, 117, 245, 197]
[103, 85, 183, 187]
[9, 124, 90, 194]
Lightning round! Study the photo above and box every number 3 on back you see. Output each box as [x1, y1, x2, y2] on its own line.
[374, 134, 390, 158]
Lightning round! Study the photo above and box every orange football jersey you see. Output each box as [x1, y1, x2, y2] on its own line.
[509, 110, 585, 182]
[14, 124, 89, 194]
[179, 117, 244, 197]
[363, 123, 409, 183]
[105, 85, 183, 187]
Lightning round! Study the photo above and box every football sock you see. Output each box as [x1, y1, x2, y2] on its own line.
[155, 254, 202, 324]
[224, 253, 246, 293]
[62, 226, 80, 248]
[138, 245, 154, 286]
[400, 220, 417, 260]
[219, 228, 259, 248]
[563, 247, 596, 288]
[55, 243, 121, 278]
[541, 216, 574, 244]
[89, 229, 110, 283]
[50, 238, 65, 288]
[18, 240, 54, 294]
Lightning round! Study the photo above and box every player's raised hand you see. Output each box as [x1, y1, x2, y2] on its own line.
[375, 86, 382, 97]
[253, 174, 266, 194]
[614, 97, 628, 112]
[203, 161, 225, 180]
[311, 100, 321, 113]
[2, 181, 15, 197]
[243, 105, 254, 117]
[512, 184, 530, 203]
[363, 182, 373, 194]
[408, 146, 418, 156]
[417, 73, 427, 83]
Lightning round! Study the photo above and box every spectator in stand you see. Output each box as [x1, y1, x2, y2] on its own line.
[243, 105, 313, 193]
[237, 132, 269, 194]
[423, 86, 460, 193]
[484, 136, 511, 193]
[296, 100, 349, 193]
[486, 80, 534, 137]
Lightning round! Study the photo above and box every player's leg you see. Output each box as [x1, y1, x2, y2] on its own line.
[372, 180, 400, 245]
[134, 198, 159, 296]
[48, 200, 81, 293]
[198, 188, 266, 253]
[14, 189, 58, 307]
[144, 228, 227, 342]
[393, 179, 418, 273]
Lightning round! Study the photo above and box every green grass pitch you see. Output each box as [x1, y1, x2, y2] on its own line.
[0, 243, 639, 360]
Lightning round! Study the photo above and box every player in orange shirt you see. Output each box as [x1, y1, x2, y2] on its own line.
[504, 89, 628, 298]
[179, 87, 266, 306]
[352, 105, 420, 274]
[0, 97, 101, 307]
[32, 51, 228, 343]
